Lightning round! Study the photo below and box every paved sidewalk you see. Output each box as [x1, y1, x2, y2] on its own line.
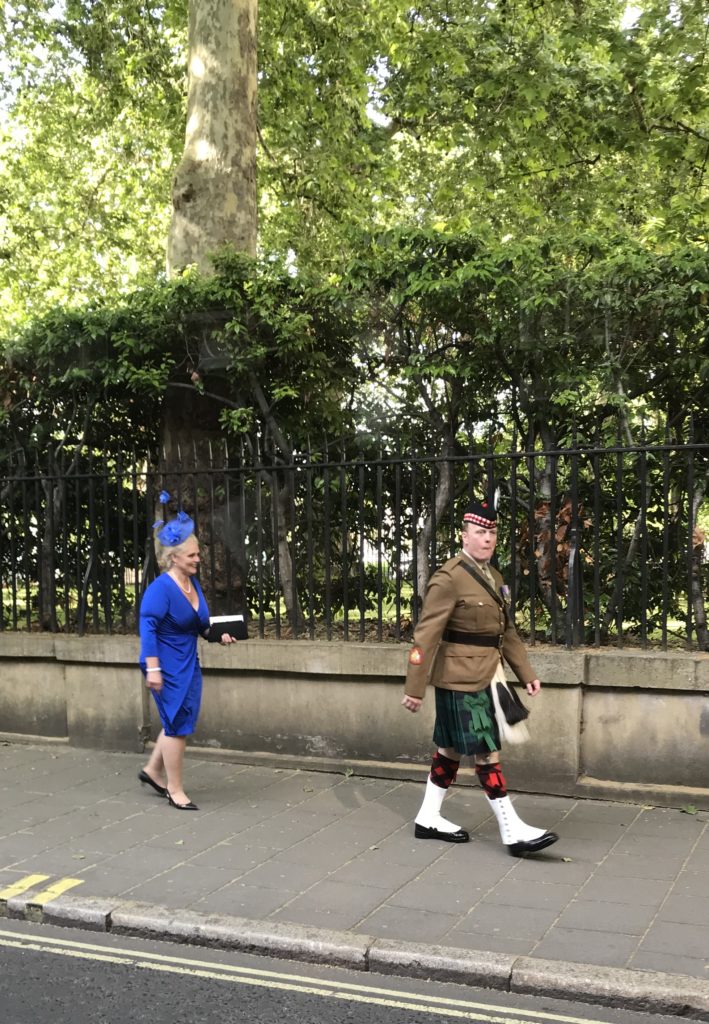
[1, 743, 708, 1017]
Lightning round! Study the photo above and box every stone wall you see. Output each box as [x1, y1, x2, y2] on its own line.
[1, 635, 707, 808]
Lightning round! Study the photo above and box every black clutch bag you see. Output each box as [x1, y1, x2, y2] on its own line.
[207, 614, 248, 641]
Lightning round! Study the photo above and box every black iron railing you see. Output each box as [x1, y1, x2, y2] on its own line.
[0, 440, 707, 648]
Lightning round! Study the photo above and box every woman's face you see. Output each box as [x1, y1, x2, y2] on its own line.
[461, 523, 498, 562]
[170, 536, 200, 576]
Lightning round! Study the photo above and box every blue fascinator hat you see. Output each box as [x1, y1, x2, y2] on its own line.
[152, 492, 195, 547]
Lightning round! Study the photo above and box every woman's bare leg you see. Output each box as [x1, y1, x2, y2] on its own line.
[142, 730, 167, 787]
[162, 735, 190, 805]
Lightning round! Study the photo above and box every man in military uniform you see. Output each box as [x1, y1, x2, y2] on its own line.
[402, 499, 559, 856]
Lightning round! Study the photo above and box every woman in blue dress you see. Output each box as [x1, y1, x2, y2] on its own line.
[138, 510, 234, 810]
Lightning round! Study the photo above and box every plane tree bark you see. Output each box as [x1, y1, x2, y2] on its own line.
[159, 0, 258, 617]
[167, 0, 257, 274]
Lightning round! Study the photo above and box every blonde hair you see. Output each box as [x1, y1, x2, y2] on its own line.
[154, 532, 198, 571]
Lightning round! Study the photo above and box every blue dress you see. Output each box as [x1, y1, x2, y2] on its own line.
[139, 574, 210, 737]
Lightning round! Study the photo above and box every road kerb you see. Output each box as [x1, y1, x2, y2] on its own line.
[15, 893, 709, 1022]
[511, 956, 709, 1022]
[368, 937, 514, 991]
[41, 894, 116, 932]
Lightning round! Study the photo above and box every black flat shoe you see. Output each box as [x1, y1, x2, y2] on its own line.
[506, 831, 559, 857]
[138, 770, 167, 798]
[414, 823, 470, 843]
[167, 791, 199, 811]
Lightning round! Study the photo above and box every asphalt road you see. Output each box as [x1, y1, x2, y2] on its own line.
[0, 920, 685, 1024]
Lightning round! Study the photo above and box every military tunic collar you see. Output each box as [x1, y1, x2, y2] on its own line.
[461, 550, 495, 585]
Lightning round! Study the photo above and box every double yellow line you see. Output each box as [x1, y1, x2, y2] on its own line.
[0, 926, 614, 1024]
[0, 873, 84, 905]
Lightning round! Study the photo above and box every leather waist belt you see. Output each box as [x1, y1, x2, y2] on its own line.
[442, 629, 503, 648]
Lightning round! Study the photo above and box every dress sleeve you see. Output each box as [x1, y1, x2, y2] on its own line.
[139, 579, 170, 660]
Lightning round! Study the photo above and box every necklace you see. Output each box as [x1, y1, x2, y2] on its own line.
[171, 573, 192, 595]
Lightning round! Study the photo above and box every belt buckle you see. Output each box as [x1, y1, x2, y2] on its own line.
[497, 634, 504, 651]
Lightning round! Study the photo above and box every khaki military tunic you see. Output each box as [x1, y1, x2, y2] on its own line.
[404, 554, 536, 700]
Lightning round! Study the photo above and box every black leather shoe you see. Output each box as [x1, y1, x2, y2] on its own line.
[414, 823, 470, 843]
[138, 770, 167, 798]
[167, 791, 199, 811]
[506, 831, 559, 857]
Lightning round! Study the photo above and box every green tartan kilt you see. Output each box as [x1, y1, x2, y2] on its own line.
[432, 687, 501, 756]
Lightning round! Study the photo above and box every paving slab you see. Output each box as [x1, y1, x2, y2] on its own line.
[358, 903, 463, 944]
[484, 877, 581, 910]
[578, 874, 673, 906]
[1, 742, 708, 1019]
[658, 894, 709, 926]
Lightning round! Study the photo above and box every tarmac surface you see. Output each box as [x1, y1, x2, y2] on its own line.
[1, 742, 708, 1019]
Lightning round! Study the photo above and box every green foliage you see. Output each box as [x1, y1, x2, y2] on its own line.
[258, 0, 708, 268]
[342, 226, 708, 456]
[0, 253, 363, 465]
[3, 0, 707, 350]
[0, 0, 185, 327]
[1, 0, 706, 645]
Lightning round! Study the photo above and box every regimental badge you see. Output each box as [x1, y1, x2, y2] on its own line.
[408, 645, 424, 665]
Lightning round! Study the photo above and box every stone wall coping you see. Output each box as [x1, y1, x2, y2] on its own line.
[0, 634, 706, 690]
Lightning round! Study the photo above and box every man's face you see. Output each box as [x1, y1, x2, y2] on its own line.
[462, 523, 498, 562]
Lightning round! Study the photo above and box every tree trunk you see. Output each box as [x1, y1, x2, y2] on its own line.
[512, 350, 566, 635]
[531, 423, 565, 631]
[598, 312, 642, 637]
[39, 475, 60, 631]
[690, 470, 708, 650]
[160, 0, 258, 611]
[158, 383, 247, 616]
[38, 441, 86, 631]
[415, 443, 454, 602]
[167, 0, 258, 274]
[273, 471, 305, 633]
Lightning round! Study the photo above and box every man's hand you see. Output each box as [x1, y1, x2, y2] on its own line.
[526, 679, 541, 696]
[401, 695, 422, 713]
